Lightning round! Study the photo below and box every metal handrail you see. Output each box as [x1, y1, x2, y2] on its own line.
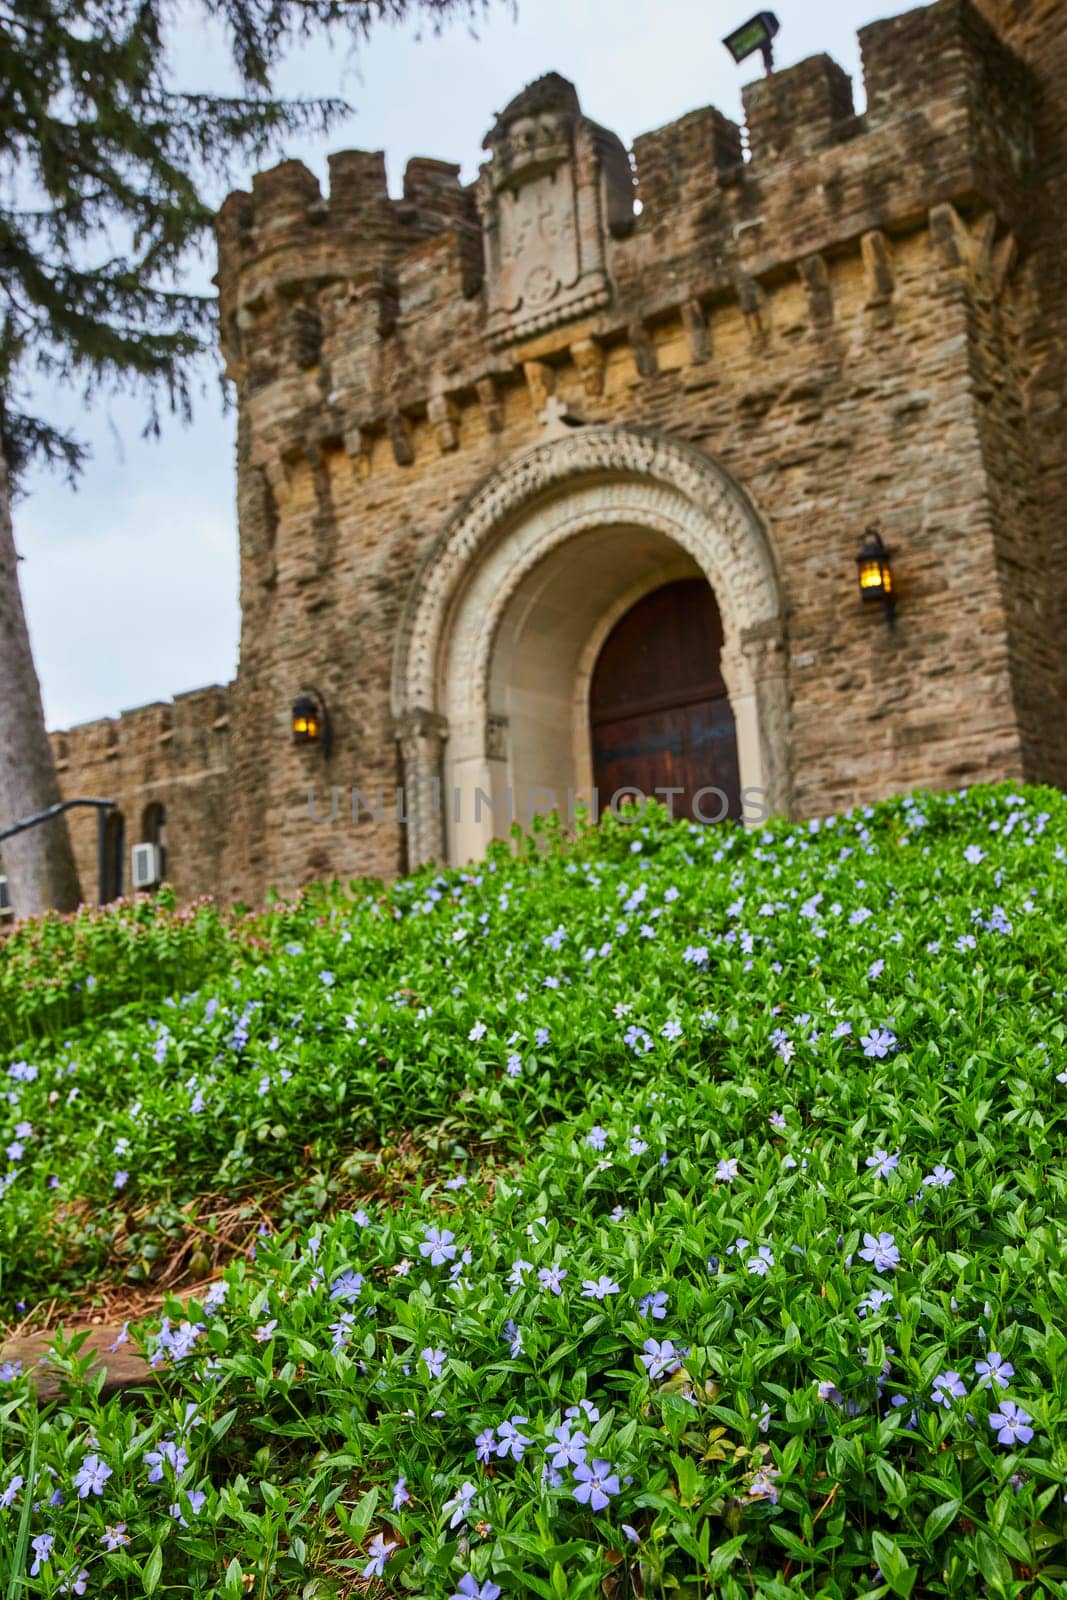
[0, 798, 117, 907]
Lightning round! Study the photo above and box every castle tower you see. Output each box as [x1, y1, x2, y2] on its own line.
[39, 0, 1063, 910]
[203, 0, 1067, 901]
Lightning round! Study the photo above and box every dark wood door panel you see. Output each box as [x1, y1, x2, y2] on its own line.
[590, 579, 741, 825]
[590, 578, 727, 724]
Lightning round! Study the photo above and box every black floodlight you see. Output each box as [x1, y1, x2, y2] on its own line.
[723, 11, 780, 73]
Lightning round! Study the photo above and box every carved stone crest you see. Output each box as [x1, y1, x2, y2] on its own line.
[477, 73, 634, 347]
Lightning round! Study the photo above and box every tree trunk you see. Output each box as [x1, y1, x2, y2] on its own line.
[0, 439, 82, 917]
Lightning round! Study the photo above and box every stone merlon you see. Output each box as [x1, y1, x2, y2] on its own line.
[215, 0, 1032, 374]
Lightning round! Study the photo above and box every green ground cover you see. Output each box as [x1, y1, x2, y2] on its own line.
[1, 784, 1066, 1597]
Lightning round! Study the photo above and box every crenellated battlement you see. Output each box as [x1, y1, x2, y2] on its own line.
[51, 685, 231, 779]
[214, 0, 1032, 482]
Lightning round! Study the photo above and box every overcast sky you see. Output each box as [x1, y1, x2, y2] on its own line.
[18, 0, 884, 731]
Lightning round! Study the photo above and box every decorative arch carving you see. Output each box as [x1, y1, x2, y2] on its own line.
[392, 424, 790, 866]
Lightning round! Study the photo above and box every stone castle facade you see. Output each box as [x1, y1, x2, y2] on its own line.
[41, 0, 1067, 907]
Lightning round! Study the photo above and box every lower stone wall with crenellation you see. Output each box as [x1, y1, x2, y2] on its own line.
[46, 686, 231, 907]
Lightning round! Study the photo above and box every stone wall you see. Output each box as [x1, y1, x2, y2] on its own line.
[969, 0, 1067, 794]
[47, 687, 230, 906]
[41, 0, 1067, 909]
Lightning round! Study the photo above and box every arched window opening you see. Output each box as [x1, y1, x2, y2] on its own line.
[102, 810, 125, 903]
[141, 802, 166, 848]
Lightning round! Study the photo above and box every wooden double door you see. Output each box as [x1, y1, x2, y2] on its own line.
[590, 578, 740, 824]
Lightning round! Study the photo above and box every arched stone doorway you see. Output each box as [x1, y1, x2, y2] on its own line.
[393, 425, 790, 867]
[590, 578, 740, 824]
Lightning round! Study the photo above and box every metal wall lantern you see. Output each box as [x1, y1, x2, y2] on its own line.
[291, 686, 332, 757]
[856, 528, 897, 629]
[723, 11, 780, 73]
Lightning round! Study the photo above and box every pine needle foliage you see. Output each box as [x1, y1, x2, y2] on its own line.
[0, 0, 487, 482]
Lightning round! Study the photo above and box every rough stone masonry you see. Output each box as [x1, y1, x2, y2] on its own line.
[36, 0, 1067, 910]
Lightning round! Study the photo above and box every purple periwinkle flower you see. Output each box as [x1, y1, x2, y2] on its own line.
[145, 1441, 189, 1483]
[329, 1270, 365, 1302]
[922, 1165, 955, 1189]
[496, 1416, 531, 1461]
[638, 1291, 668, 1321]
[748, 1469, 780, 1504]
[989, 1400, 1034, 1447]
[932, 1370, 967, 1408]
[421, 1346, 447, 1379]
[566, 1399, 601, 1424]
[362, 1533, 398, 1579]
[547, 1422, 588, 1470]
[74, 1453, 112, 1498]
[572, 1458, 621, 1513]
[538, 1265, 567, 1295]
[420, 1226, 457, 1266]
[641, 1338, 684, 1380]
[859, 1231, 900, 1272]
[329, 1313, 356, 1353]
[582, 1274, 620, 1300]
[861, 1027, 898, 1059]
[865, 1149, 900, 1178]
[30, 1534, 54, 1576]
[0, 1476, 23, 1510]
[976, 1353, 1014, 1390]
[443, 1480, 476, 1528]
[451, 1577, 502, 1600]
[857, 1288, 894, 1318]
[169, 1488, 207, 1525]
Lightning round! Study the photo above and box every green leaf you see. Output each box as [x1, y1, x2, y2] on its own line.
[708, 1534, 747, 1579]
[871, 1532, 915, 1598]
[974, 1530, 1013, 1593]
[874, 1457, 908, 1505]
[142, 1545, 164, 1595]
[222, 1559, 244, 1598]
[345, 1486, 378, 1543]
[923, 1499, 961, 1544]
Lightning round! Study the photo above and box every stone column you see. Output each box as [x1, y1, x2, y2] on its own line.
[741, 621, 793, 819]
[396, 708, 448, 869]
